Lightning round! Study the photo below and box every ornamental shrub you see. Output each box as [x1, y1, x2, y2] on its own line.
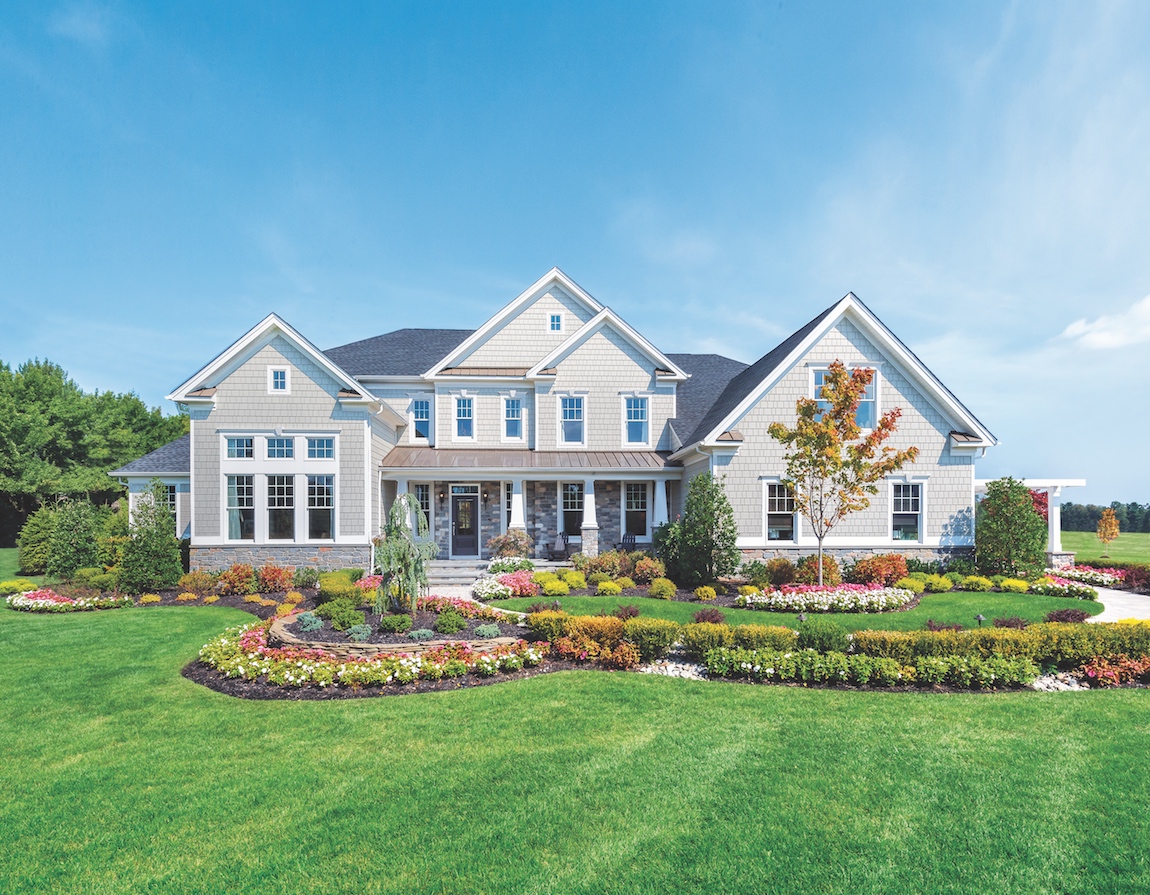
[274, 602, 294, 616]
[959, 575, 994, 592]
[733, 624, 798, 651]
[344, 568, 366, 583]
[1000, 578, 1030, 593]
[203, 595, 219, 604]
[486, 528, 533, 558]
[283, 591, 304, 605]
[796, 617, 850, 653]
[632, 556, 665, 584]
[615, 576, 636, 590]
[945, 571, 965, 585]
[378, 614, 413, 634]
[118, 484, 184, 594]
[525, 600, 562, 614]
[976, 477, 1048, 577]
[559, 570, 587, 590]
[474, 623, 502, 639]
[694, 585, 717, 602]
[409, 628, 436, 641]
[176, 592, 199, 602]
[330, 606, 367, 631]
[292, 567, 320, 589]
[257, 564, 293, 594]
[796, 554, 841, 586]
[565, 615, 625, 649]
[741, 560, 770, 588]
[895, 576, 925, 593]
[315, 597, 357, 620]
[72, 567, 103, 584]
[542, 579, 570, 597]
[764, 558, 797, 586]
[0, 578, 38, 596]
[611, 604, 641, 620]
[664, 473, 740, 586]
[597, 580, 623, 596]
[693, 607, 726, 625]
[849, 554, 908, 587]
[138, 594, 162, 605]
[623, 617, 681, 661]
[16, 504, 58, 575]
[434, 611, 468, 634]
[923, 574, 953, 593]
[681, 622, 733, 659]
[47, 499, 102, 580]
[178, 570, 216, 596]
[533, 571, 559, 586]
[648, 578, 677, 599]
[587, 572, 610, 586]
[601, 641, 641, 670]
[526, 610, 568, 643]
[1045, 608, 1090, 624]
[347, 624, 372, 643]
[993, 616, 1027, 629]
[317, 571, 361, 603]
[739, 585, 761, 596]
[216, 563, 258, 596]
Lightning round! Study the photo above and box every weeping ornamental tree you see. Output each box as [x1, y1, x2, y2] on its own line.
[373, 492, 439, 615]
[768, 361, 919, 585]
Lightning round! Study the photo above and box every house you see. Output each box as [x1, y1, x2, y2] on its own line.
[112, 268, 997, 571]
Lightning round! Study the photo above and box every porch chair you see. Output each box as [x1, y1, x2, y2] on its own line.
[548, 532, 570, 561]
[615, 532, 637, 552]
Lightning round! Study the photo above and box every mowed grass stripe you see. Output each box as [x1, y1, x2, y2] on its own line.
[1, 607, 1148, 894]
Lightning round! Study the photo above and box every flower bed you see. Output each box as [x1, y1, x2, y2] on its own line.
[6, 588, 135, 613]
[1029, 577, 1098, 600]
[1054, 566, 1125, 587]
[735, 584, 914, 613]
[199, 621, 547, 688]
[415, 595, 518, 620]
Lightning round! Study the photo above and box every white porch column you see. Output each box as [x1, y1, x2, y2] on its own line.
[510, 478, 526, 529]
[652, 479, 669, 528]
[1047, 486, 1062, 553]
[580, 478, 599, 556]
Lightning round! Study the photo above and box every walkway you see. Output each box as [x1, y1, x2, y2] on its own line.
[1089, 586, 1150, 623]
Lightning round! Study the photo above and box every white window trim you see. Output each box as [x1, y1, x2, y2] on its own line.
[267, 366, 291, 395]
[409, 396, 433, 445]
[556, 392, 588, 449]
[619, 393, 652, 449]
[501, 396, 527, 444]
[265, 435, 296, 460]
[620, 481, 653, 541]
[888, 476, 929, 545]
[760, 476, 799, 544]
[305, 436, 337, 462]
[549, 312, 564, 333]
[453, 396, 476, 443]
[809, 364, 880, 432]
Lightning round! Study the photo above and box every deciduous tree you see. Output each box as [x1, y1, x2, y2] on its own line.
[768, 361, 919, 584]
[975, 477, 1048, 576]
[1097, 507, 1120, 558]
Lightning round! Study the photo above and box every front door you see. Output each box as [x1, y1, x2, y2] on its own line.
[451, 495, 479, 556]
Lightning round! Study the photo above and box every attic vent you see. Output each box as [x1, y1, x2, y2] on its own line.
[186, 387, 217, 397]
[716, 430, 744, 442]
[338, 389, 360, 398]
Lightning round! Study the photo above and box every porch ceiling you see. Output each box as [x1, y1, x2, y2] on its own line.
[379, 446, 679, 471]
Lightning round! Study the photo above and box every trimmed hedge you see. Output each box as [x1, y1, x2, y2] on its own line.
[623, 618, 682, 662]
[682, 622, 734, 659]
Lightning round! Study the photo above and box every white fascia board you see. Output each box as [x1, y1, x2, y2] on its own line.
[422, 268, 606, 378]
[380, 467, 680, 480]
[525, 308, 689, 380]
[166, 313, 376, 405]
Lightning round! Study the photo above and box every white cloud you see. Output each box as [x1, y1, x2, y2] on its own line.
[48, 5, 112, 47]
[1060, 294, 1150, 349]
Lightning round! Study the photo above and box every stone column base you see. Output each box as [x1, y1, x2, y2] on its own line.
[580, 525, 600, 557]
[1046, 551, 1075, 569]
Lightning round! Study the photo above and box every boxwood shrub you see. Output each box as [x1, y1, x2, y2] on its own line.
[681, 622, 734, 660]
[622, 617, 681, 662]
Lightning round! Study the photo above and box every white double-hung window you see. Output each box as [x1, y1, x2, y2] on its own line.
[412, 399, 431, 440]
[814, 368, 877, 429]
[560, 396, 584, 445]
[892, 483, 922, 541]
[455, 397, 474, 439]
[504, 398, 523, 440]
[766, 483, 796, 541]
[624, 397, 648, 445]
[227, 475, 255, 541]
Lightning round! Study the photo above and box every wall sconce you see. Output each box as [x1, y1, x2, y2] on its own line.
[482, 489, 489, 502]
[437, 489, 446, 503]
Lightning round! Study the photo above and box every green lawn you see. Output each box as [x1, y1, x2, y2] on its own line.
[1062, 530, 1150, 564]
[1, 605, 1147, 894]
[492, 591, 1103, 630]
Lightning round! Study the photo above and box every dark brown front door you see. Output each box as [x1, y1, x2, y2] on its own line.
[451, 495, 478, 556]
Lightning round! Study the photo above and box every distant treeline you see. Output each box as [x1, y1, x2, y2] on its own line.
[1061, 502, 1150, 533]
[0, 358, 188, 547]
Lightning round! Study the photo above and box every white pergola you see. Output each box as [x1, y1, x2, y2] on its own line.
[974, 478, 1086, 554]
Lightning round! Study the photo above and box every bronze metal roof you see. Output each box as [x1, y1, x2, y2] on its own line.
[380, 446, 679, 470]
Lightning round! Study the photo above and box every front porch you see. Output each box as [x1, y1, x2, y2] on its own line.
[378, 447, 679, 560]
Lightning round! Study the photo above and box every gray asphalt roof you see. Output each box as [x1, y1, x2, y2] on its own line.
[677, 304, 837, 448]
[110, 434, 190, 476]
[665, 353, 749, 447]
[323, 328, 474, 377]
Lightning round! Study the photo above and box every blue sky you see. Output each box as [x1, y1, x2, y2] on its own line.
[2, 1, 1148, 503]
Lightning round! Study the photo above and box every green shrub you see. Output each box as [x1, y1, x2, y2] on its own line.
[681, 622, 733, 660]
[648, 578, 677, 599]
[615, 576, 636, 589]
[315, 597, 357, 620]
[0, 578, 38, 596]
[923, 574, 953, 593]
[533, 571, 560, 586]
[623, 617, 682, 662]
[344, 568, 366, 583]
[526, 610, 568, 643]
[118, 483, 184, 594]
[1000, 578, 1030, 593]
[330, 605, 366, 631]
[795, 554, 841, 586]
[796, 617, 850, 653]
[542, 578, 570, 597]
[178, 570, 216, 596]
[738, 584, 761, 596]
[975, 477, 1047, 577]
[347, 624, 372, 642]
[292, 567, 320, 589]
[409, 628, 436, 641]
[895, 576, 925, 593]
[47, 499, 102, 580]
[378, 614, 413, 634]
[586, 572, 610, 586]
[945, 571, 965, 585]
[434, 611, 468, 634]
[17, 504, 57, 575]
[908, 571, 929, 582]
[89, 572, 118, 592]
[741, 560, 770, 588]
[474, 623, 502, 639]
[959, 575, 994, 592]
[296, 612, 323, 632]
[72, 567, 104, 584]
[694, 585, 717, 601]
[764, 557, 797, 586]
[733, 624, 798, 651]
[566, 614, 625, 648]
[560, 570, 587, 590]
[317, 571, 361, 603]
[597, 580, 623, 596]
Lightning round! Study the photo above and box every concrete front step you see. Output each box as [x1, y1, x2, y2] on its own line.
[426, 558, 572, 587]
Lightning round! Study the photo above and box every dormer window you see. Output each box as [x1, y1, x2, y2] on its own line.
[549, 313, 563, 332]
[268, 366, 290, 394]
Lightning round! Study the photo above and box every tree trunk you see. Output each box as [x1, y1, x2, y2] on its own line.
[817, 538, 824, 586]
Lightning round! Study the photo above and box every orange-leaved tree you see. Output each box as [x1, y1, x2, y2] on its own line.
[1097, 507, 1120, 558]
[768, 360, 919, 585]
